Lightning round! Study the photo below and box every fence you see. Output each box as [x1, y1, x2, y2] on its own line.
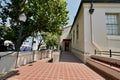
[94, 49, 120, 59]
[0, 50, 52, 74]
[91, 49, 120, 68]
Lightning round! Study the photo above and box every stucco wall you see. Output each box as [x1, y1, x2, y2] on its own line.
[70, 6, 85, 62]
[0, 50, 50, 74]
[60, 26, 71, 43]
[70, 3, 120, 62]
[60, 26, 71, 51]
[0, 53, 16, 73]
[83, 3, 120, 55]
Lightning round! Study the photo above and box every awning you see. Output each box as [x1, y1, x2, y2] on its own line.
[63, 39, 71, 41]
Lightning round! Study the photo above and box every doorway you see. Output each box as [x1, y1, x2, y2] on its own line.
[65, 42, 69, 51]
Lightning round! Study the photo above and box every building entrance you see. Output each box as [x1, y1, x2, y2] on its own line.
[65, 42, 69, 51]
[63, 39, 71, 52]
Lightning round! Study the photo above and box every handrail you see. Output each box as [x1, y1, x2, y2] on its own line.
[112, 54, 120, 56]
[0, 52, 15, 60]
[112, 51, 120, 53]
[95, 49, 120, 58]
[95, 51, 109, 52]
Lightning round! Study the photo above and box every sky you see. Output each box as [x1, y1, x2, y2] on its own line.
[65, 0, 81, 26]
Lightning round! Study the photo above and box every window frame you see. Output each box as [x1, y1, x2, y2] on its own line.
[106, 13, 120, 35]
[76, 24, 79, 40]
[73, 30, 75, 44]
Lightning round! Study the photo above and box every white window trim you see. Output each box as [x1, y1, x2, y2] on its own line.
[107, 35, 120, 41]
[106, 13, 120, 35]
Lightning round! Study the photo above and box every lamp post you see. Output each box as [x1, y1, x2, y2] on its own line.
[15, 13, 27, 68]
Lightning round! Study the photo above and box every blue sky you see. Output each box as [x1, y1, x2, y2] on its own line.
[65, 0, 81, 26]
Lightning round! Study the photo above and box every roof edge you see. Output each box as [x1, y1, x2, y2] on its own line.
[69, 0, 120, 33]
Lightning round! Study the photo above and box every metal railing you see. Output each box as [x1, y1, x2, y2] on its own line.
[94, 49, 120, 58]
[93, 49, 120, 68]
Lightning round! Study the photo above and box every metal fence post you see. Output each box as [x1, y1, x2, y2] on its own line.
[109, 49, 112, 66]
[95, 49, 96, 55]
[110, 49, 112, 58]
[33, 50, 35, 62]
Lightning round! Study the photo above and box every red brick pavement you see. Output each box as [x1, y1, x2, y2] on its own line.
[7, 52, 106, 80]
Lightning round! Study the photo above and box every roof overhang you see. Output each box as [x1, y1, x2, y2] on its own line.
[63, 39, 71, 41]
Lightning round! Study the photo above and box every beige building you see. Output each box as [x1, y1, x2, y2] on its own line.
[60, 26, 71, 52]
[65, 0, 120, 62]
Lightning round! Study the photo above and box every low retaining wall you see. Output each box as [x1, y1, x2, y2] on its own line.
[17, 52, 33, 67]
[0, 52, 16, 73]
[71, 48, 85, 62]
[52, 51, 60, 63]
[16, 50, 50, 67]
[91, 55, 120, 68]
[0, 50, 51, 74]
[86, 57, 120, 80]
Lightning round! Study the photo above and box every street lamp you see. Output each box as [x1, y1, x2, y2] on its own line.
[17, 13, 27, 51]
[15, 13, 27, 68]
[19, 13, 27, 22]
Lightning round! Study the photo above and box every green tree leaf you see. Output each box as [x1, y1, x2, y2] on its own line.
[0, 0, 68, 50]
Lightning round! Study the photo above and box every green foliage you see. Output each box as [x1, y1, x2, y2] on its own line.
[43, 32, 58, 49]
[0, 0, 68, 48]
[0, 26, 15, 41]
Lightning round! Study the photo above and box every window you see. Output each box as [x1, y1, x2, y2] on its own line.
[25, 40, 29, 42]
[76, 24, 79, 40]
[71, 33, 73, 45]
[73, 30, 75, 43]
[106, 14, 120, 35]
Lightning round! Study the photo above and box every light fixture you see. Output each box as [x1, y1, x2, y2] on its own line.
[89, 0, 94, 14]
[19, 13, 27, 22]
[15, 13, 27, 68]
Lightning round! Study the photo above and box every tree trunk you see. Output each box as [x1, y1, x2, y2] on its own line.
[14, 42, 17, 51]
[37, 40, 42, 51]
[31, 37, 34, 51]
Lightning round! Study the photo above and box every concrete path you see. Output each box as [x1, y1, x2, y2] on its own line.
[7, 52, 106, 80]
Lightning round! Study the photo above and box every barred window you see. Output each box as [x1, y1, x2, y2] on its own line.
[73, 30, 75, 43]
[106, 14, 120, 35]
[76, 24, 79, 40]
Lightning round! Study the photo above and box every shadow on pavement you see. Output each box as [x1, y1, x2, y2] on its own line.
[1, 70, 19, 80]
[59, 52, 83, 63]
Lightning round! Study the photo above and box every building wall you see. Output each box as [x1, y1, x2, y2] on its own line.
[60, 26, 71, 51]
[69, 3, 120, 62]
[60, 26, 71, 43]
[83, 3, 120, 55]
[70, 6, 85, 62]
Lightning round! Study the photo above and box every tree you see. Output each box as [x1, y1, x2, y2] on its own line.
[0, 0, 68, 50]
[43, 32, 58, 49]
[0, 25, 17, 42]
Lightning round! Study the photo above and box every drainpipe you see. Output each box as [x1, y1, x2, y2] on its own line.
[89, 0, 100, 51]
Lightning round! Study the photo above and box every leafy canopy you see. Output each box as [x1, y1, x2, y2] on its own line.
[0, 0, 68, 47]
[42, 32, 58, 49]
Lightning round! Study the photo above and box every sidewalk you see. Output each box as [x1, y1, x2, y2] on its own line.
[60, 52, 82, 63]
[7, 52, 107, 80]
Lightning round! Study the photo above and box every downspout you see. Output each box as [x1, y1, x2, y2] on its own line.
[89, 0, 100, 51]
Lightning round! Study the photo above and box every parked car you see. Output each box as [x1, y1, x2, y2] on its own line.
[20, 45, 32, 51]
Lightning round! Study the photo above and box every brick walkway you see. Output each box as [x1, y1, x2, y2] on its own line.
[7, 52, 106, 80]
